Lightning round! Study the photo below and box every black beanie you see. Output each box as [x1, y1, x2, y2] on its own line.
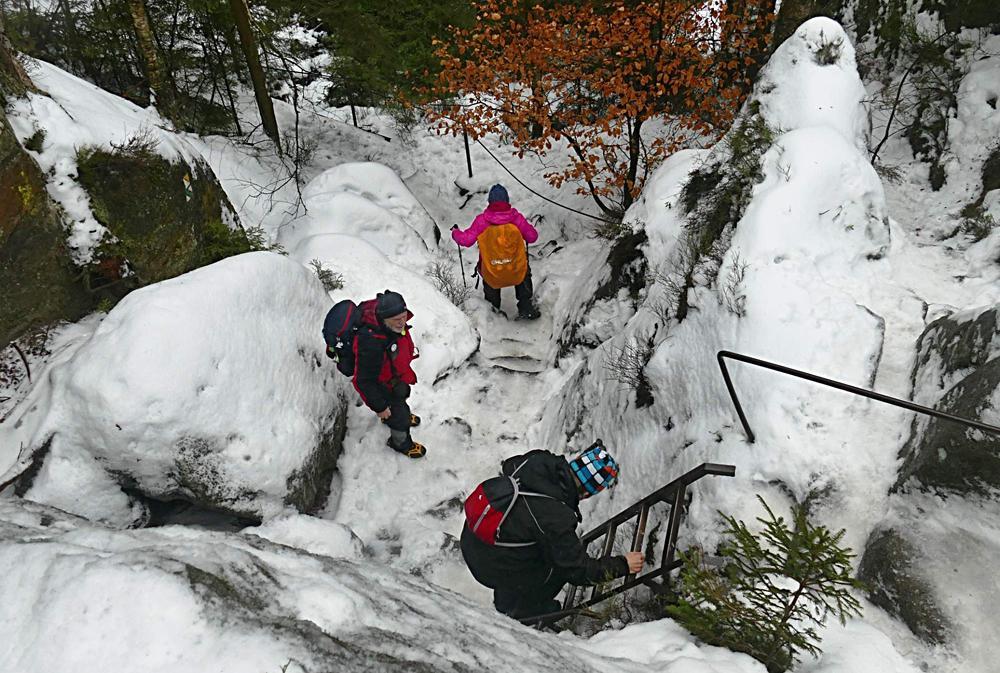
[375, 290, 407, 319]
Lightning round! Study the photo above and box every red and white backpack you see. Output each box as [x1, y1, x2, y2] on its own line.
[464, 458, 552, 547]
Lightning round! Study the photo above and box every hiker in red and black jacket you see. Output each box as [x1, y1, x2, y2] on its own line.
[461, 443, 643, 619]
[353, 290, 426, 459]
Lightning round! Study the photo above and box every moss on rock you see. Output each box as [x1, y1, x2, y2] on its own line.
[0, 109, 92, 350]
[76, 146, 246, 285]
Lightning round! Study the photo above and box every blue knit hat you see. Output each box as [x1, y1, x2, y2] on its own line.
[569, 441, 619, 495]
[487, 184, 509, 204]
[375, 290, 407, 319]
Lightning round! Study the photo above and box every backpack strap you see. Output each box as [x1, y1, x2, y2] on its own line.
[494, 457, 555, 548]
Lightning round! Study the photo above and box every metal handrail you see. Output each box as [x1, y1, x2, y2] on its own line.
[519, 461, 735, 628]
[578, 463, 736, 545]
[717, 350, 1000, 444]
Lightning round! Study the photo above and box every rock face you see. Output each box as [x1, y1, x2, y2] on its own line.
[895, 307, 1000, 495]
[0, 65, 92, 350]
[12, 253, 349, 525]
[856, 527, 952, 645]
[76, 147, 248, 286]
[1, 42, 248, 351]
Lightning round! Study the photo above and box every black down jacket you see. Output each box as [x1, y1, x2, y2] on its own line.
[461, 450, 629, 592]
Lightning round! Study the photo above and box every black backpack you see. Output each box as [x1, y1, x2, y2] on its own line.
[322, 299, 362, 377]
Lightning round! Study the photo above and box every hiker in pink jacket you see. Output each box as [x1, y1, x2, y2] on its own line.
[452, 184, 541, 320]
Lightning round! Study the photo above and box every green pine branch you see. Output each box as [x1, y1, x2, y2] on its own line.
[668, 496, 864, 673]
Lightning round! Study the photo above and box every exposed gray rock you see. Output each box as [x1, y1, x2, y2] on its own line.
[857, 527, 952, 645]
[896, 307, 1000, 495]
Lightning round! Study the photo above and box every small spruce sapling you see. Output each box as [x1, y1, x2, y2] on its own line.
[309, 259, 345, 292]
[668, 496, 863, 673]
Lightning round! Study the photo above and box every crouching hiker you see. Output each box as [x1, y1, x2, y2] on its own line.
[460, 441, 643, 620]
[323, 290, 426, 459]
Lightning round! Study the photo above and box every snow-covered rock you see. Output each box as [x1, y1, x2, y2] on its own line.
[279, 161, 440, 262]
[0, 497, 770, 673]
[4, 252, 347, 525]
[755, 17, 868, 150]
[6, 60, 211, 264]
[540, 17, 893, 543]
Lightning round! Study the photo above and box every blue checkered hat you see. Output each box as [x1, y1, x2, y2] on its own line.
[569, 441, 619, 495]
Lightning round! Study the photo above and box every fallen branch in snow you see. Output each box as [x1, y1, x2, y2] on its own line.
[9, 342, 30, 383]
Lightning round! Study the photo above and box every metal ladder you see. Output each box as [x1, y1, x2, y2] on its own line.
[520, 461, 735, 627]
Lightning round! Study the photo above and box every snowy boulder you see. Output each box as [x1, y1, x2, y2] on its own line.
[279, 162, 440, 263]
[896, 306, 1000, 495]
[12, 252, 348, 525]
[857, 492, 1000, 662]
[0, 498, 657, 673]
[755, 17, 867, 148]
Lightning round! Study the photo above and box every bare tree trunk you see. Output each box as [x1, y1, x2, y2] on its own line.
[229, 0, 279, 145]
[221, 20, 247, 85]
[127, 0, 174, 113]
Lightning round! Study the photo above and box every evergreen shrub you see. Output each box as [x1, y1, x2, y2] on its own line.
[669, 497, 863, 672]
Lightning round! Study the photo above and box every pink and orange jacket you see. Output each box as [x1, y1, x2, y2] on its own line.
[452, 202, 539, 249]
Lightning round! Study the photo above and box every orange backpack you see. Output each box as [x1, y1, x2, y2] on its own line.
[477, 223, 528, 288]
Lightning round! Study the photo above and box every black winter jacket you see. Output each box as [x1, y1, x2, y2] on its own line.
[461, 450, 629, 592]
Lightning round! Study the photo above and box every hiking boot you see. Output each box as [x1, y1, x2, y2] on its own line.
[516, 305, 541, 320]
[490, 305, 508, 319]
[381, 414, 421, 428]
[386, 437, 427, 459]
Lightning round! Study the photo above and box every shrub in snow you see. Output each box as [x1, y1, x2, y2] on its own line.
[601, 334, 654, 407]
[424, 260, 470, 308]
[14, 252, 348, 524]
[669, 497, 863, 673]
[308, 258, 344, 292]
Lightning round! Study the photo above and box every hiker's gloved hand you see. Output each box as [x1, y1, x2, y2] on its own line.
[450, 224, 458, 230]
[624, 551, 644, 574]
[325, 345, 337, 360]
[376, 408, 391, 420]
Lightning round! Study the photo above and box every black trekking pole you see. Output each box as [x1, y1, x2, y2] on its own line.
[450, 225, 468, 289]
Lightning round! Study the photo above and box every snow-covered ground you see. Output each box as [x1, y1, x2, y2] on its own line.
[2, 15, 999, 673]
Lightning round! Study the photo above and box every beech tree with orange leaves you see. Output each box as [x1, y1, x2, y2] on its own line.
[430, 0, 774, 219]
